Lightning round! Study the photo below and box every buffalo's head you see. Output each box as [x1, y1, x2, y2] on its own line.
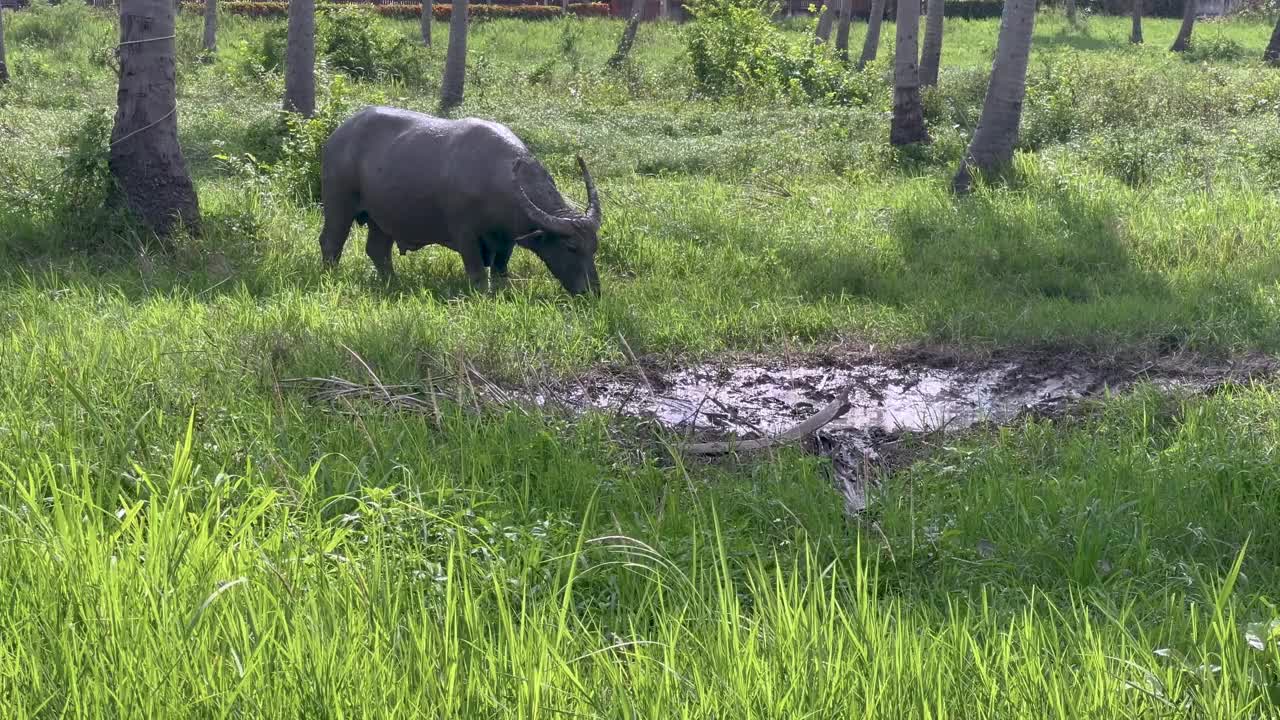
[513, 155, 602, 297]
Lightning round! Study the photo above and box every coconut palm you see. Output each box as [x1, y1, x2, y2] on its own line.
[284, 0, 315, 116]
[421, 0, 433, 45]
[441, 0, 469, 110]
[858, 0, 887, 69]
[953, 0, 1036, 193]
[920, 0, 944, 86]
[834, 0, 852, 58]
[202, 0, 217, 53]
[1264, 13, 1280, 63]
[891, 0, 929, 144]
[1171, 0, 1195, 52]
[815, 0, 835, 43]
[0, 5, 9, 84]
[111, 0, 200, 234]
[1131, 0, 1143, 43]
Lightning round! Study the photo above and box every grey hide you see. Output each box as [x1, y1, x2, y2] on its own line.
[318, 106, 602, 296]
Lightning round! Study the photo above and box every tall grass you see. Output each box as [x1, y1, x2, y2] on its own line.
[1, 3, 1279, 715]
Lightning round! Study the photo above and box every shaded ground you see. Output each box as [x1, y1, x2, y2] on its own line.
[551, 346, 1277, 510]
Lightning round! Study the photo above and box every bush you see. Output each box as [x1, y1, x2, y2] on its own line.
[178, 2, 610, 20]
[220, 77, 363, 204]
[5, 1, 89, 46]
[1181, 33, 1248, 63]
[316, 5, 422, 82]
[684, 0, 872, 105]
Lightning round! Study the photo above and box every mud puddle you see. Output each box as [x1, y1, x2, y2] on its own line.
[556, 349, 1273, 512]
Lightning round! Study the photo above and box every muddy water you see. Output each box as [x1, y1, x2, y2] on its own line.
[575, 361, 1104, 446]
[537, 351, 1269, 512]
[565, 358, 1119, 513]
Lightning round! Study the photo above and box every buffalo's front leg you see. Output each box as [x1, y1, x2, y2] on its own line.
[366, 222, 395, 282]
[458, 244, 488, 292]
[490, 242, 514, 291]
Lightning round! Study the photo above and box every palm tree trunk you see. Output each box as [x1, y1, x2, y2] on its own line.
[1066, 0, 1076, 25]
[660, 0, 668, 19]
[607, 12, 640, 69]
[202, 0, 217, 53]
[815, 2, 834, 43]
[953, 0, 1035, 193]
[919, 0, 944, 86]
[858, 0, 887, 69]
[421, 0, 432, 45]
[0, 7, 9, 85]
[834, 0, 852, 57]
[1170, 0, 1195, 52]
[562, 0, 569, 12]
[891, 0, 929, 145]
[283, 0, 315, 116]
[110, 0, 200, 236]
[1264, 13, 1280, 63]
[440, 0, 469, 111]
[1130, 0, 1142, 43]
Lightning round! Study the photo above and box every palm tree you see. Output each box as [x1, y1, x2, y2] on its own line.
[111, 0, 200, 235]
[834, 0, 852, 58]
[815, 1, 835, 43]
[1066, 0, 1076, 25]
[919, 0, 944, 86]
[421, 0, 432, 45]
[1130, 0, 1142, 43]
[440, 0, 469, 111]
[202, 0, 218, 53]
[1264, 13, 1280, 63]
[0, 5, 9, 84]
[953, 0, 1036, 193]
[857, 0, 887, 69]
[891, 0, 929, 144]
[284, 0, 315, 116]
[1171, 0, 1195, 52]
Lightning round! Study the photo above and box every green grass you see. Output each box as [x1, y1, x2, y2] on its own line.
[2, 3, 1280, 716]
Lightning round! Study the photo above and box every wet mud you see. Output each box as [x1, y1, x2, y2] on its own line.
[556, 348, 1275, 511]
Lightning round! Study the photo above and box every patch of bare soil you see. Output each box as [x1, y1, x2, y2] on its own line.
[551, 346, 1277, 512]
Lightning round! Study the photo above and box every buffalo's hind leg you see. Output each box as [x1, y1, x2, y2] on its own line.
[366, 221, 395, 283]
[319, 190, 358, 267]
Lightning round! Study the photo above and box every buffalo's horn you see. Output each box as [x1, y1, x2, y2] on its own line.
[514, 159, 579, 236]
[577, 155, 601, 228]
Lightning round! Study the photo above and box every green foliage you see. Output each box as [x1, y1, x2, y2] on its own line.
[216, 76, 361, 203]
[5, 1, 91, 47]
[1181, 31, 1249, 63]
[683, 0, 875, 105]
[316, 4, 425, 83]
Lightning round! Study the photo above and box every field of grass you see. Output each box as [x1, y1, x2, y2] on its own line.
[2, 2, 1280, 716]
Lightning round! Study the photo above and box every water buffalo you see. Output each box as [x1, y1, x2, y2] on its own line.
[318, 106, 602, 295]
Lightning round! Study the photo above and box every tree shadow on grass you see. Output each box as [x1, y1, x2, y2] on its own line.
[1031, 26, 1125, 54]
[0, 202, 485, 306]
[761, 175, 1174, 322]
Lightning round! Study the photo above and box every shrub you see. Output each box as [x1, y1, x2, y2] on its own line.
[5, 1, 89, 46]
[316, 5, 422, 82]
[253, 77, 362, 204]
[684, 0, 869, 105]
[178, 2, 610, 20]
[1181, 33, 1248, 63]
